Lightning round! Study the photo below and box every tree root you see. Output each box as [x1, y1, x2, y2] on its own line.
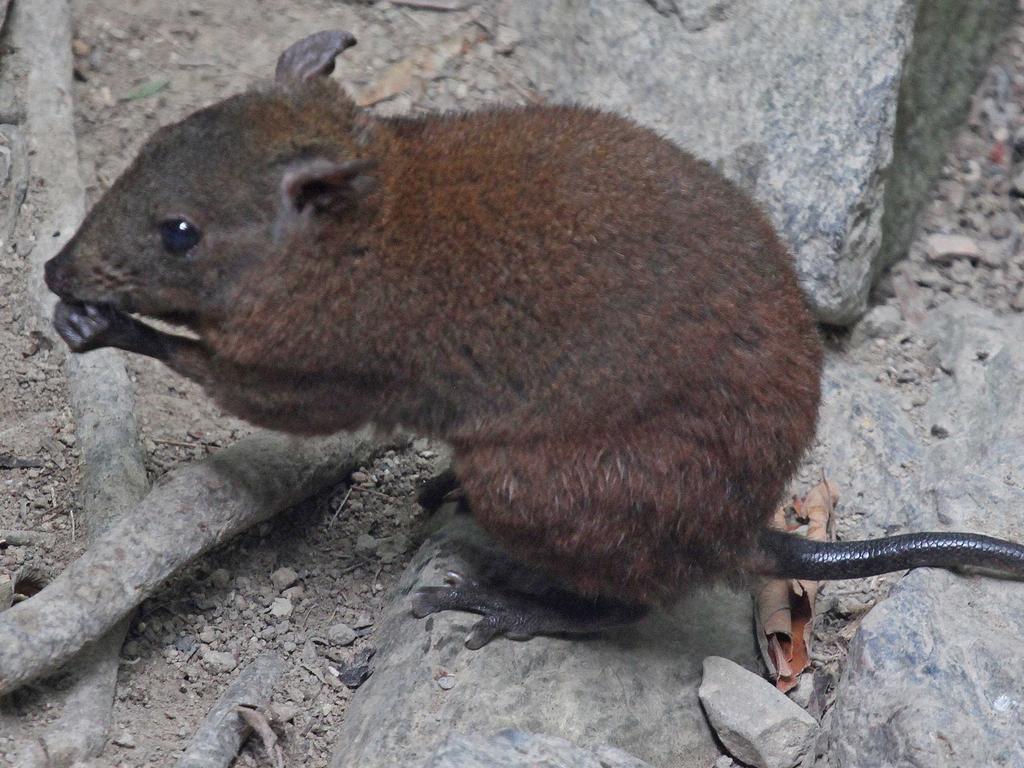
[7, 0, 150, 763]
[175, 654, 287, 768]
[0, 427, 400, 698]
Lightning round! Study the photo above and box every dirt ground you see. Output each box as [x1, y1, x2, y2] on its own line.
[1, 1, 1022, 767]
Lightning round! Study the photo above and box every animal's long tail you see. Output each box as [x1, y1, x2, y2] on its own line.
[758, 528, 1024, 580]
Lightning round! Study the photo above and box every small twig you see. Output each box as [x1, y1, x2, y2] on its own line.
[328, 486, 353, 529]
[338, 558, 371, 576]
[352, 486, 393, 500]
[151, 437, 202, 449]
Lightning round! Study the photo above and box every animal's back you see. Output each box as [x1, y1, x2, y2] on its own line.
[373, 106, 822, 437]
[362, 105, 824, 600]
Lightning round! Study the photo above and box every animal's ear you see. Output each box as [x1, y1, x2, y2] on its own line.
[280, 158, 377, 214]
[275, 30, 357, 82]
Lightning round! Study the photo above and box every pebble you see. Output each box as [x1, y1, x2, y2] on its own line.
[122, 640, 143, 658]
[949, 258, 975, 285]
[930, 423, 951, 439]
[437, 674, 457, 690]
[989, 213, 1015, 239]
[270, 566, 299, 591]
[1011, 165, 1024, 196]
[209, 568, 231, 589]
[201, 649, 238, 675]
[111, 731, 136, 749]
[699, 656, 818, 768]
[857, 304, 902, 338]
[1011, 284, 1024, 311]
[271, 701, 300, 723]
[494, 24, 522, 54]
[925, 233, 980, 264]
[270, 597, 294, 619]
[326, 621, 357, 647]
[282, 585, 305, 601]
[356, 533, 378, 555]
[198, 626, 216, 644]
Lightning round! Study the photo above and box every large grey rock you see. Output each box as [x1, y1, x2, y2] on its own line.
[827, 570, 1024, 768]
[699, 657, 818, 768]
[498, 0, 1011, 324]
[814, 356, 925, 538]
[825, 302, 1024, 767]
[423, 730, 654, 768]
[330, 513, 758, 768]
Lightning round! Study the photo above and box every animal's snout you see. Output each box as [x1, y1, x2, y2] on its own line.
[44, 255, 74, 299]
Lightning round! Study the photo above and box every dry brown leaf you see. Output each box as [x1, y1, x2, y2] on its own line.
[755, 478, 838, 692]
[355, 25, 487, 107]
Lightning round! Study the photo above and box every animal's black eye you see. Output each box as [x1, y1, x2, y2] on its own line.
[159, 218, 201, 254]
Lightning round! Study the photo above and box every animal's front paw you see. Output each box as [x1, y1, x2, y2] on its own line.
[53, 301, 126, 352]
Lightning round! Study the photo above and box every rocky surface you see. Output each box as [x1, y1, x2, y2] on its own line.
[330, 512, 760, 768]
[500, 0, 1013, 324]
[699, 657, 818, 768]
[820, 303, 1024, 767]
[422, 730, 654, 768]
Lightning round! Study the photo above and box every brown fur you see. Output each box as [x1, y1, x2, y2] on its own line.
[46, 77, 822, 606]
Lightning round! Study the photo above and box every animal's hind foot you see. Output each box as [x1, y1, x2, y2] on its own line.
[412, 570, 647, 650]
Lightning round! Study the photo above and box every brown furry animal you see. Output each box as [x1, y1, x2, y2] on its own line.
[45, 31, 1024, 646]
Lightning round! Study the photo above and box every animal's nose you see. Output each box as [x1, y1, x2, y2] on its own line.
[44, 256, 71, 298]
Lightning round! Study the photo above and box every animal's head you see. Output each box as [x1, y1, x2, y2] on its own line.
[45, 30, 378, 329]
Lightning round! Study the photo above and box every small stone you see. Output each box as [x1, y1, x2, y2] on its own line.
[925, 233, 980, 264]
[437, 674, 457, 690]
[857, 304, 902, 338]
[948, 258, 975, 285]
[209, 568, 231, 589]
[351, 470, 372, 484]
[270, 701, 299, 723]
[198, 626, 216, 644]
[930, 423, 951, 439]
[715, 758, 736, 768]
[122, 640, 143, 658]
[1011, 165, 1024, 197]
[1010, 285, 1024, 312]
[355, 533, 377, 555]
[270, 597, 294, 619]
[989, 214, 1014, 240]
[270, 567, 299, 591]
[282, 585, 305, 601]
[326, 622, 357, 647]
[72, 38, 91, 57]
[494, 24, 522, 54]
[111, 731, 135, 749]
[201, 649, 238, 674]
[699, 656, 818, 768]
